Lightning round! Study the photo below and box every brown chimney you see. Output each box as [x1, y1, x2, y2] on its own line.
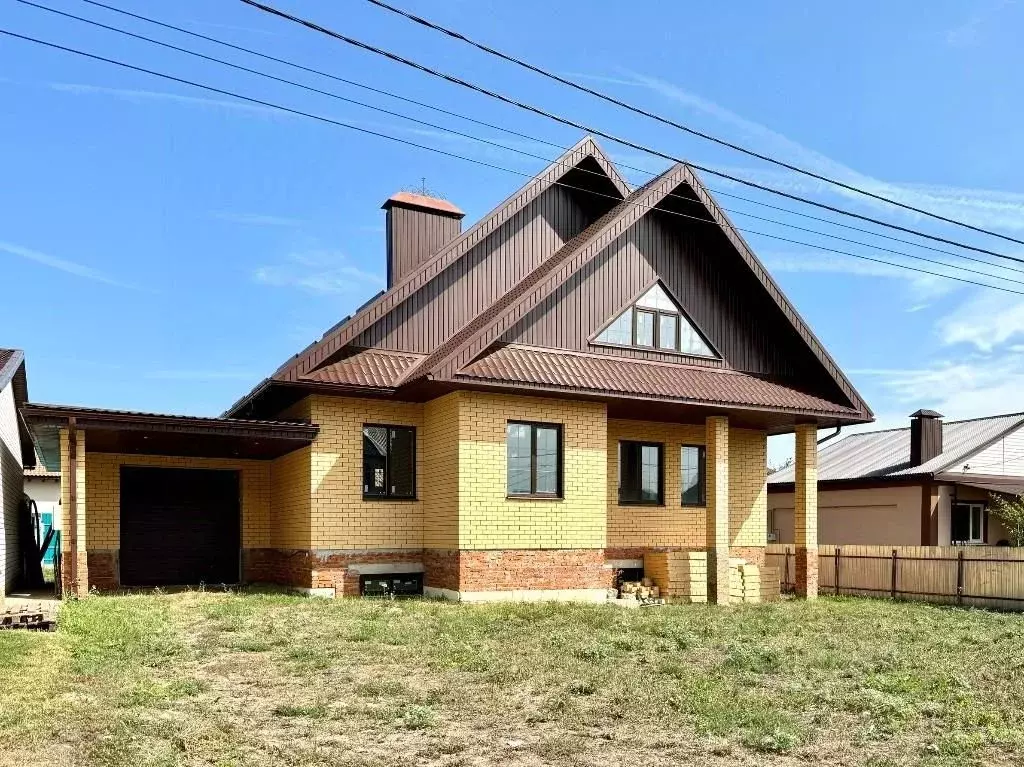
[382, 192, 464, 288]
[909, 409, 944, 466]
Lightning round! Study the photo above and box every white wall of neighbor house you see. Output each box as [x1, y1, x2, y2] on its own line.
[959, 425, 1024, 476]
[0, 382, 24, 595]
[769, 486, 924, 546]
[25, 477, 60, 525]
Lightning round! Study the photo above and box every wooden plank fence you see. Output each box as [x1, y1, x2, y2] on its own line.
[766, 544, 1024, 611]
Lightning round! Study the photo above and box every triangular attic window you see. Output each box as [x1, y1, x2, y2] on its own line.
[594, 283, 717, 358]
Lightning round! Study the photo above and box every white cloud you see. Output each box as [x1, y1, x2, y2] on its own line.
[945, 0, 1014, 48]
[48, 82, 286, 118]
[937, 292, 1024, 351]
[762, 250, 956, 302]
[213, 212, 304, 227]
[144, 370, 258, 381]
[619, 72, 1024, 232]
[0, 240, 137, 289]
[254, 250, 385, 295]
[853, 354, 1024, 419]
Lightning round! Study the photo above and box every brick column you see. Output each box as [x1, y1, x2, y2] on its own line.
[793, 423, 818, 599]
[60, 427, 88, 596]
[705, 416, 730, 604]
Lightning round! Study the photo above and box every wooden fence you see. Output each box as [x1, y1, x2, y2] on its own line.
[766, 544, 1024, 611]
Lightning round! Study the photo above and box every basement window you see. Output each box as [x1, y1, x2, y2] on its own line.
[363, 425, 416, 499]
[507, 421, 563, 498]
[619, 441, 663, 505]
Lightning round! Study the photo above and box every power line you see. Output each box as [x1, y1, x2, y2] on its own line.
[363, 0, 1024, 249]
[239, 0, 1024, 267]
[63, 0, 1024, 275]
[5, 26, 1024, 298]
[23, 0, 1024, 285]
[74, 0, 567, 153]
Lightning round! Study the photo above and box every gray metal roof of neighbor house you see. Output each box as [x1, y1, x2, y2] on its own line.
[769, 412, 1024, 485]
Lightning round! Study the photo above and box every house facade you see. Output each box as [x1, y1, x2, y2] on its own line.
[25, 138, 871, 602]
[769, 410, 1024, 546]
[1, 349, 33, 599]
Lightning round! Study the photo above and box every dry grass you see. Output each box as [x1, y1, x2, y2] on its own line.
[1, 591, 1022, 766]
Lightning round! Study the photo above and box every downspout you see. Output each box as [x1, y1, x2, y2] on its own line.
[817, 424, 842, 445]
[67, 416, 77, 597]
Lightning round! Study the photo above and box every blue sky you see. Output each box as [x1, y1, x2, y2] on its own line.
[3, 0, 1024, 465]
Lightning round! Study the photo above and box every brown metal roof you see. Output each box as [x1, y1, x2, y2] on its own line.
[398, 161, 870, 422]
[252, 136, 630, 390]
[22, 403, 316, 431]
[24, 403, 320, 468]
[458, 345, 861, 417]
[300, 349, 424, 388]
[400, 167, 680, 386]
[0, 348, 23, 394]
[383, 192, 465, 218]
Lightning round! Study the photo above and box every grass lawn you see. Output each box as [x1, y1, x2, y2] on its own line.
[1, 592, 1022, 766]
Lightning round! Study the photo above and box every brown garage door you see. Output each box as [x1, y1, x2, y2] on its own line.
[120, 467, 241, 587]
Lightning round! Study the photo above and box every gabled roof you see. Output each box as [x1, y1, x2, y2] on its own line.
[225, 135, 871, 426]
[270, 138, 626, 383]
[768, 412, 1024, 484]
[396, 161, 870, 422]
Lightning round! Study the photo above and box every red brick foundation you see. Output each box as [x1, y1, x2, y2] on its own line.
[425, 549, 612, 594]
[794, 547, 818, 599]
[729, 546, 767, 567]
[243, 549, 424, 595]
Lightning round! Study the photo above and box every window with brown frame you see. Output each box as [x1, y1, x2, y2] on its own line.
[681, 444, 706, 506]
[363, 424, 416, 499]
[619, 441, 664, 505]
[507, 421, 563, 498]
[594, 283, 716, 357]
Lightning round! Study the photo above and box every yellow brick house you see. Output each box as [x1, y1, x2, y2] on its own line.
[25, 137, 872, 602]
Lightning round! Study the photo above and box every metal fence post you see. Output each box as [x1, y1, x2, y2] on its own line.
[956, 550, 965, 605]
[835, 546, 841, 596]
[784, 547, 791, 592]
[890, 549, 898, 600]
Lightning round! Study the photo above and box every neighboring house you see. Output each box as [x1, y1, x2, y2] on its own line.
[24, 458, 60, 565]
[24, 137, 872, 602]
[768, 410, 1024, 546]
[1, 349, 34, 598]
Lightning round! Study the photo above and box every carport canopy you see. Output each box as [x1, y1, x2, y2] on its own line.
[23, 403, 319, 469]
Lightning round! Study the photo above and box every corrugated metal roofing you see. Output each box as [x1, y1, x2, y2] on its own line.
[458, 345, 860, 416]
[769, 412, 1024, 484]
[301, 349, 424, 388]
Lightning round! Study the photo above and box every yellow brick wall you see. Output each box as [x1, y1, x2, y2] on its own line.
[78, 452, 271, 549]
[423, 392, 460, 549]
[457, 391, 607, 550]
[729, 428, 768, 547]
[58, 428, 87, 556]
[306, 395, 424, 550]
[607, 419, 768, 550]
[270, 446, 312, 549]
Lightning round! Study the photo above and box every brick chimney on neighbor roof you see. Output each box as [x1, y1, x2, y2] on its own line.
[909, 409, 944, 467]
[382, 191, 465, 288]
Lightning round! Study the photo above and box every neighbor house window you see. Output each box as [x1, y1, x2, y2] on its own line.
[619, 441, 663, 504]
[952, 502, 985, 544]
[681, 445, 706, 506]
[507, 422, 563, 497]
[594, 282, 717, 357]
[363, 425, 416, 499]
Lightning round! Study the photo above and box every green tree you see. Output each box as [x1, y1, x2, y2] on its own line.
[988, 493, 1024, 546]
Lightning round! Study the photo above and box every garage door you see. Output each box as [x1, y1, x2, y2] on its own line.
[120, 467, 240, 587]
